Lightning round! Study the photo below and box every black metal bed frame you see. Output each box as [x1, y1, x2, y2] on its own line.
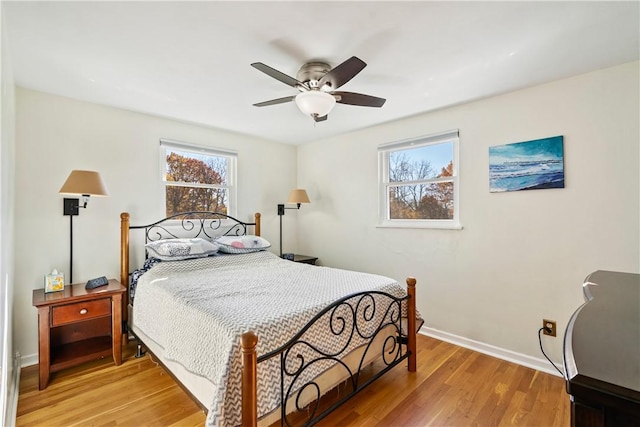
[258, 290, 412, 426]
[121, 211, 417, 427]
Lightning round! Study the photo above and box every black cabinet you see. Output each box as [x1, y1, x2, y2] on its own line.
[564, 271, 640, 426]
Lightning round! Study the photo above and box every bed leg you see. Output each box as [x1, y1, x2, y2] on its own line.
[135, 341, 146, 359]
[241, 331, 258, 427]
[406, 277, 417, 372]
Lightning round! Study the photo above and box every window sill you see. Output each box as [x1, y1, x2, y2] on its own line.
[376, 220, 463, 230]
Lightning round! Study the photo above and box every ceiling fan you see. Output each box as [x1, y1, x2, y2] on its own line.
[251, 56, 386, 122]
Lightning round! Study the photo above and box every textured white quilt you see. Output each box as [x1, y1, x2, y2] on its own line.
[133, 251, 412, 426]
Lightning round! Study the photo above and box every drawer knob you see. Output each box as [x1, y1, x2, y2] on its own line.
[79, 308, 88, 315]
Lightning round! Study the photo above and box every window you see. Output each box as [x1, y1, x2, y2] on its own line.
[160, 139, 237, 217]
[378, 130, 460, 229]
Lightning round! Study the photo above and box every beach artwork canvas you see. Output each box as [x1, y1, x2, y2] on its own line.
[489, 136, 564, 192]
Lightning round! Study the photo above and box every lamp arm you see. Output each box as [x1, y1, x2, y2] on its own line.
[277, 204, 302, 216]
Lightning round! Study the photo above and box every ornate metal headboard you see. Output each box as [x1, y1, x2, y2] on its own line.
[130, 211, 261, 243]
[119, 211, 261, 303]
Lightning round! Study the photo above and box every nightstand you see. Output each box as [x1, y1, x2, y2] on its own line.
[292, 254, 318, 265]
[32, 279, 126, 390]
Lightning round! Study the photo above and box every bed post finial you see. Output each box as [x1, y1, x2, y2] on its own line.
[406, 277, 417, 372]
[241, 331, 258, 427]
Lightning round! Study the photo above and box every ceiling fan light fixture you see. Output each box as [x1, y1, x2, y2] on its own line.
[295, 90, 336, 118]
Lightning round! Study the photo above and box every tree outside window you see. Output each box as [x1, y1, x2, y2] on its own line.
[161, 141, 236, 217]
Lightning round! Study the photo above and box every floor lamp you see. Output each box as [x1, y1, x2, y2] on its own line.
[59, 170, 109, 283]
[278, 189, 310, 258]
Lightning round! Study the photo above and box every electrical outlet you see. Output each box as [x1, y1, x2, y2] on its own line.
[543, 319, 557, 337]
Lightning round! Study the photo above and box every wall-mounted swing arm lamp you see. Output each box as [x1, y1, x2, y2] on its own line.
[59, 170, 109, 283]
[278, 189, 310, 258]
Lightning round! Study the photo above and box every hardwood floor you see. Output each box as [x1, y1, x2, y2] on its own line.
[17, 335, 570, 426]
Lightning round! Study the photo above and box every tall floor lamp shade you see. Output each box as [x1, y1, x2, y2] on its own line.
[277, 189, 310, 257]
[59, 170, 109, 283]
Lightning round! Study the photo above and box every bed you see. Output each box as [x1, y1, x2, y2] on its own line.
[119, 211, 421, 427]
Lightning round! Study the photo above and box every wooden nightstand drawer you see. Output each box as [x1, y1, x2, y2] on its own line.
[52, 298, 111, 326]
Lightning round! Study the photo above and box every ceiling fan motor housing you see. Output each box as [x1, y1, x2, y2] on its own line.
[297, 62, 332, 89]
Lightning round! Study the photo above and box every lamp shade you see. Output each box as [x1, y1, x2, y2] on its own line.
[59, 170, 109, 196]
[287, 189, 310, 204]
[295, 91, 336, 118]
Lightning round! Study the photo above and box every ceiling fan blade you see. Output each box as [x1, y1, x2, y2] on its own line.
[313, 114, 328, 122]
[251, 62, 309, 90]
[318, 56, 366, 90]
[333, 91, 386, 107]
[253, 96, 296, 107]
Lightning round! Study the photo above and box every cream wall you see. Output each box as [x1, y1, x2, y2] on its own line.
[296, 61, 640, 369]
[13, 88, 297, 361]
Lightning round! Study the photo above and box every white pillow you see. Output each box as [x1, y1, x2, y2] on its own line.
[145, 238, 219, 261]
[215, 235, 271, 254]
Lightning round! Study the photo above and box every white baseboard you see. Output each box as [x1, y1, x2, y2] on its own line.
[20, 353, 37, 368]
[420, 326, 564, 378]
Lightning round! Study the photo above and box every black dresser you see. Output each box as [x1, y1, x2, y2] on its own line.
[564, 270, 640, 426]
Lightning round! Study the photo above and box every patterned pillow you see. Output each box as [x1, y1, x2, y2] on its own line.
[145, 238, 220, 261]
[215, 235, 271, 254]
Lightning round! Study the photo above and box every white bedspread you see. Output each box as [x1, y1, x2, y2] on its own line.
[133, 251, 412, 426]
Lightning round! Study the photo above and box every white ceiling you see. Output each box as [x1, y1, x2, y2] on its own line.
[4, 1, 639, 145]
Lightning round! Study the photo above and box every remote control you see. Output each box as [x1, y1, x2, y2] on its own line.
[85, 276, 109, 289]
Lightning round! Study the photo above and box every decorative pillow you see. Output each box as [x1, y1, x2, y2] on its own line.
[145, 238, 219, 261]
[215, 235, 271, 254]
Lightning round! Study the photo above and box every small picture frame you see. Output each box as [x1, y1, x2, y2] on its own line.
[44, 271, 65, 293]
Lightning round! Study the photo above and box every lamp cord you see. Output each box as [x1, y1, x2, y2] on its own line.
[538, 327, 564, 376]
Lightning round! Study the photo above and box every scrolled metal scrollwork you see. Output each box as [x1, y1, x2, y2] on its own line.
[131, 211, 254, 245]
[293, 381, 320, 421]
[282, 356, 355, 427]
[381, 333, 401, 365]
[260, 290, 412, 426]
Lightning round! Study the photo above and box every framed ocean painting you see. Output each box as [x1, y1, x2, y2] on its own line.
[489, 136, 564, 192]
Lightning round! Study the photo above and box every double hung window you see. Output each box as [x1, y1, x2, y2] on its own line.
[378, 130, 460, 229]
[160, 140, 237, 217]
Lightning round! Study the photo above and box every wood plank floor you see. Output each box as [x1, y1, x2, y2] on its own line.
[17, 335, 570, 426]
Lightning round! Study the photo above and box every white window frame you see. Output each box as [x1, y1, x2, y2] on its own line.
[377, 130, 461, 230]
[160, 139, 237, 217]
